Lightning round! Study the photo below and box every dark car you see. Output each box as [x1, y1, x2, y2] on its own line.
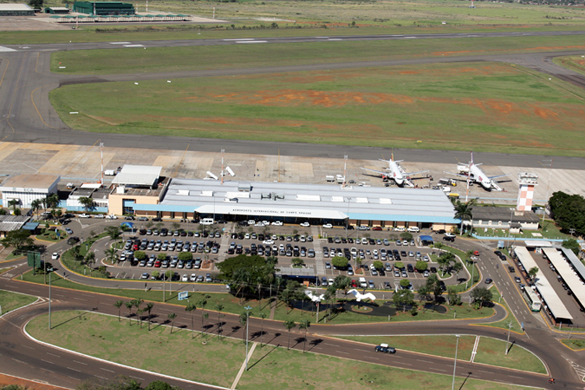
[407, 264, 414, 273]
[67, 236, 80, 245]
[485, 278, 493, 284]
[508, 266, 515, 273]
[375, 344, 396, 354]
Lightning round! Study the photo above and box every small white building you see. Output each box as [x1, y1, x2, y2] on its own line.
[0, 174, 60, 209]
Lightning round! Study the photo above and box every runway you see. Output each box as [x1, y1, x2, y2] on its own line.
[0, 32, 585, 168]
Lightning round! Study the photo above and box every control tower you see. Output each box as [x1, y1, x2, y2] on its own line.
[517, 172, 538, 211]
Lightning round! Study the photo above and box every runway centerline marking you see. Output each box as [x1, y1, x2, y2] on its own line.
[223, 38, 254, 41]
[237, 41, 267, 44]
[124, 45, 144, 48]
[110, 42, 131, 44]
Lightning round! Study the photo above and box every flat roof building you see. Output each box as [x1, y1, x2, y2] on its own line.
[73, 1, 135, 16]
[0, 4, 35, 16]
[0, 174, 60, 209]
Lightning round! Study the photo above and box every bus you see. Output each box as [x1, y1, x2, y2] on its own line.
[522, 287, 542, 312]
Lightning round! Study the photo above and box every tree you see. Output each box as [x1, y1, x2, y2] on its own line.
[46, 193, 59, 210]
[178, 252, 193, 261]
[452, 261, 464, 278]
[400, 232, 413, 240]
[299, 319, 310, 353]
[425, 274, 444, 304]
[78, 197, 95, 213]
[393, 289, 414, 312]
[437, 252, 456, 274]
[372, 260, 384, 270]
[105, 226, 120, 241]
[1, 230, 34, 253]
[105, 247, 117, 263]
[168, 313, 177, 334]
[395, 262, 404, 271]
[144, 381, 176, 390]
[562, 239, 580, 255]
[470, 287, 493, 308]
[136, 309, 144, 328]
[13, 208, 21, 216]
[417, 285, 431, 303]
[399, 278, 411, 288]
[549, 191, 585, 236]
[134, 251, 146, 261]
[215, 304, 224, 338]
[30, 199, 42, 217]
[114, 300, 124, 322]
[454, 199, 476, 235]
[415, 261, 428, 272]
[197, 296, 209, 329]
[333, 275, 352, 295]
[447, 286, 461, 306]
[331, 256, 348, 269]
[291, 257, 304, 267]
[185, 303, 196, 339]
[124, 301, 133, 325]
[77, 375, 142, 390]
[239, 311, 249, 341]
[84, 252, 96, 268]
[158, 253, 167, 261]
[144, 302, 154, 331]
[7, 199, 19, 211]
[528, 266, 539, 280]
[284, 319, 296, 349]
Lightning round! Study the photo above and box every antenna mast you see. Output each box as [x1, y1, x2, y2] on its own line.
[221, 149, 225, 185]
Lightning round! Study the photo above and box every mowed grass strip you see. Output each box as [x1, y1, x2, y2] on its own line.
[237, 342, 527, 390]
[561, 339, 585, 351]
[336, 335, 475, 361]
[50, 62, 585, 156]
[26, 311, 243, 387]
[473, 336, 547, 374]
[50, 34, 585, 75]
[0, 290, 37, 314]
[484, 286, 524, 334]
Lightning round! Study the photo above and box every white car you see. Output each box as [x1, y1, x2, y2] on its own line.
[248, 220, 256, 225]
[393, 227, 405, 232]
[263, 239, 274, 245]
[93, 214, 105, 219]
[190, 273, 197, 282]
[255, 222, 265, 227]
[407, 226, 420, 233]
[323, 223, 333, 229]
[182, 274, 189, 282]
[106, 214, 118, 220]
[78, 214, 91, 218]
[300, 222, 310, 227]
[51, 252, 59, 260]
[271, 221, 283, 226]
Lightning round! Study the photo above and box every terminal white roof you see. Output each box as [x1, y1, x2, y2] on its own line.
[160, 179, 458, 223]
[0, 4, 32, 10]
[560, 248, 585, 281]
[543, 248, 585, 309]
[112, 165, 162, 187]
[514, 247, 572, 320]
[524, 240, 553, 248]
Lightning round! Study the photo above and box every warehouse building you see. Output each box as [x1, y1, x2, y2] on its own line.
[0, 4, 35, 16]
[73, 1, 135, 16]
[44, 6, 70, 14]
[0, 174, 60, 209]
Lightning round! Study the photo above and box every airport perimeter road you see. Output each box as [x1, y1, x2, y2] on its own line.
[0, 36, 585, 166]
[2, 277, 583, 390]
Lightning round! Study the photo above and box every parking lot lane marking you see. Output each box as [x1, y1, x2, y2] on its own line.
[73, 360, 87, 365]
[100, 368, 115, 373]
[47, 352, 60, 358]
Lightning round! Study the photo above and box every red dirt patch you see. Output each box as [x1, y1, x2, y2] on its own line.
[0, 373, 69, 390]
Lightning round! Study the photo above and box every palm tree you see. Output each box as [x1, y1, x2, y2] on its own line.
[185, 303, 196, 339]
[215, 304, 224, 339]
[105, 247, 117, 264]
[30, 199, 42, 218]
[46, 193, 59, 210]
[197, 297, 208, 329]
[259, 312, 267, 346]
[454, 199, 476, 236]
[145, 302, 154, 331]
[84, 252, 96, 268]
[124, 301, 133, 325]
[78, 197, 95, 213]
[284, 320, 296, 350]
[239, 312, 249, 341]
[136, 309, 144, 328]
[114, 300, 124, 322]
[168, 313, 177, 334]
[299, 319, 310, 353]
[7, 199, 19, 211]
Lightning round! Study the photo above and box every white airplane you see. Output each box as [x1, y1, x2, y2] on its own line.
[445, 152, 509, 191]
[360, 154, 429, 188]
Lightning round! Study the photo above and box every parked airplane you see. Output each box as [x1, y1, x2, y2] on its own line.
[361, 154, 429, 188]
[445, 152, 509, 191]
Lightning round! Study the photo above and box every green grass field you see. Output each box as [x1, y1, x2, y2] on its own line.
[51, 61, 585, 156]
[26, 310, 528, 390]
[480, 287, 524, 334]
[554, 55, 585, 76]
[0, 290, 37, 315]
[473, 336, 546, 374]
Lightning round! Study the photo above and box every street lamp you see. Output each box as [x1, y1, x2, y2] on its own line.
[47, 264, 53, 330]
[244, 305, 252, 371]
[345, 197, 352, 240]
[451, 334, 460, 390]
[505, 321, 513, 355]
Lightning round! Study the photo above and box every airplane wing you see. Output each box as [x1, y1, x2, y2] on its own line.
[404, 170, 429, 176]
[487, 173, 510, 180]
[443, 171, 469, 179]
[361, 167, 391, 177]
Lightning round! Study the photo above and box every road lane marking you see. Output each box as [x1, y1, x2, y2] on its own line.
[22, 345, 34, 350]
[130, 376, 144, 380]
[73, 360, 87, 365]
[237, 41, 267, 44]
[124, 45, 144, 48]
[337, 351, 349, 354]
[110, 42, 131, 44]
[223, 38, 254, 41]
[47, 352, 60, 358]
[95, 375, 108, 380]
[40, 368, 54, 373]
[0, 46, 17, 52]
[67, 367, 81, 372]
[100, 368, 115, 373]
[41, 359, 54, 364]
[73, 298, 86, 301]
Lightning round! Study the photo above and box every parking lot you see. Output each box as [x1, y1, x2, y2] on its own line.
[103, 221, 466, 291]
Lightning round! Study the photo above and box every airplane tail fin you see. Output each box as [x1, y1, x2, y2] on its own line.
[470, 151, 474, 166]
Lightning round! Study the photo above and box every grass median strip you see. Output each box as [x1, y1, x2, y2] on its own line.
[0, 290, 37, 315]
[482, 287, 524, 334]
[561, 339, 585, 351]
[27, 310, 527, 390]
[474, 336, 546, 374]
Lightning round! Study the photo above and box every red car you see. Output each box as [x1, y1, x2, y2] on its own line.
[154, 260, 161, 268]
[473, 250, 480, 256]
[372, 227, 383, 231]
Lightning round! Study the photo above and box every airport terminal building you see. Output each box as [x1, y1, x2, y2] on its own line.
[110, 173, 458, 230]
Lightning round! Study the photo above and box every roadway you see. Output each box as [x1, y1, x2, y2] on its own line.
[1, 33, 585, 167]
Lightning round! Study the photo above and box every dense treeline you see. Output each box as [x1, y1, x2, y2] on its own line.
[549, 191, 585, 237]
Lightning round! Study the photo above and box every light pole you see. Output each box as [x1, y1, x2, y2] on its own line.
[48, 265, 52, 330]
[244, 305, 252, 371]
[345, 197, 352, 239]
[451, 334, 460, 390]
[505, 321, 512, 355]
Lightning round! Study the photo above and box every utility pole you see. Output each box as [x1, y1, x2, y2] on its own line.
[505, 321, 512, 355]
[244, 306, 252, 371]
[48, 266, 52, 330]
[451, 334, 460, 390]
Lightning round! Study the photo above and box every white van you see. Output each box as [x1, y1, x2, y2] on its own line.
[407, 226, 420, 233]
[200, 218, 214, 225]
[359, 277, 367, 288]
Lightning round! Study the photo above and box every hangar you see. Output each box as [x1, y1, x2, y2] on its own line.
[73, 1, 135, 16]
[0, 4, 35, 16]
[0, 174, 60, 209]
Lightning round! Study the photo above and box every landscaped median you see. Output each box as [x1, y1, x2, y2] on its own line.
[336, 335, 546, 374]
[561, 339, 585, 351]
[480, 286, 524, 334]
[0, 290, 37, 315]
[26, 310, 529, 390]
